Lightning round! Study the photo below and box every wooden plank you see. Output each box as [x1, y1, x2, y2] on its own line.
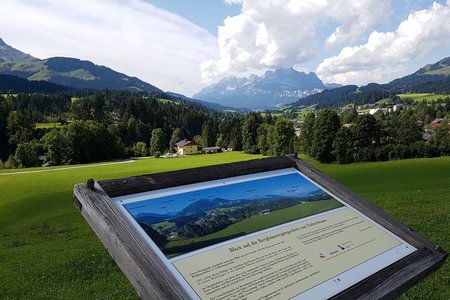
[331, 248, 446, 300]
[286, 155, 441, 250]
[76, 155, 447, 299]
[74, 182, 190, 300]
[99, 156, 296, 198]
[286, 155, 448, 299]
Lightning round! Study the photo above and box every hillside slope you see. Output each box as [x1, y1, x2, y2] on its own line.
[287, 56, 450, 109]
[386, 56, 450, 91]
[0, 38, 162, 93]
[0, 74, 72, 93]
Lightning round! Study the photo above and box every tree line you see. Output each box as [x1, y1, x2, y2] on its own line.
[0, 91, 295, 168]
[1, 90, 449, 169]
[298, 102, 450, 164]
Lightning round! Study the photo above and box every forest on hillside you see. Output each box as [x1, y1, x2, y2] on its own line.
[0, 91, 295, 168]
[0, 90, 449, 168]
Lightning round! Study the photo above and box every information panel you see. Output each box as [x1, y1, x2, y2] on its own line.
[113, 168, 416, 300]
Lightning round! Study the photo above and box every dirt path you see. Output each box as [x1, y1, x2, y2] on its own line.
[0, 159, 135, 176]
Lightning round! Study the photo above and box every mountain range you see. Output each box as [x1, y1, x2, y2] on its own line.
[193, 68, 332, 110]
[0, 38, 162, 93]
[1, 37, 448, 111]
[0, 38, 250, 112]
[133, 188, 328, 226]
[386, 56, 450, 90]
[287, 56, 450, 110]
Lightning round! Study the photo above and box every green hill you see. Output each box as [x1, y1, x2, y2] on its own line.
[387, 56, 450, 91]
[286, 56, 450, 109]
[0, 57, 162, 92]
[0, 38, 162, 93]
[0, 74, 72, 93]
[0, 153, 449, 299]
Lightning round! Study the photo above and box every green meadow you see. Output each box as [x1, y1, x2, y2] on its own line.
[398, 93, 450, 102]
[35, 122, 63, 129]
[1, 153, 449, 299]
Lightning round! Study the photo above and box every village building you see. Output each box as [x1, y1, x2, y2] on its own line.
[202, 146, 222, 154]
[175, 139, 198, 155]
[430, 118, 449, 130]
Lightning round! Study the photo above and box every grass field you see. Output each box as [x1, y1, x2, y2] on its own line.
[398, 93, 450, 102]
[301, 155, 450, 300]
[35, 122, 63, 129]
[0, 152, 262, 299]
[376, 98, 394, 105]
[1, 153, 449, 299]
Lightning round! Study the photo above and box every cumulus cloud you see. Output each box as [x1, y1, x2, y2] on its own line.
[0, 0, 217, 95]
[201, 0, 389, 84]
[317, 1, 450, 85]
[324, 1, 391, 47]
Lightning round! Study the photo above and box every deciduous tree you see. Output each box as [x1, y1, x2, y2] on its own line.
[150, 128, 166, 155]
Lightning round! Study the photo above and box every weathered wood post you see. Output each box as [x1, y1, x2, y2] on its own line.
[73, 156, 447, 299]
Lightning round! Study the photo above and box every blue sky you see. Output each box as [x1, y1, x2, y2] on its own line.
[124, 173, 322, 216]
[146, 0, 240, 36]
[0, 0, 449, 96]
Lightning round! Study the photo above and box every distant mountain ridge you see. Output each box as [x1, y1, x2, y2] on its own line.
[194, 68, 326, 110]
[386, 56, 450, 91]
[0, 56, 163, 93]
[0, 38, 163, 93]
[166, 91, 250, 112]
[0, 38, 249, 112]
[0, 38, 38, 62]
[287, 55, 450, 109]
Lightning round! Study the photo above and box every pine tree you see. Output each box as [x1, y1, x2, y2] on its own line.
[242, 113, 262, 154]
[257, 123, 271, 156]
[332, 127, 354, 164]
[310, 110, 340, 163]
[298, 112, 315, 155]
[201, 119, 216, 147]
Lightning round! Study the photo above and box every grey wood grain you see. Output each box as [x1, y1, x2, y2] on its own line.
[74, 182, 190, 300]
[99, 156, 296, 198]
[74, 155, 447, 300]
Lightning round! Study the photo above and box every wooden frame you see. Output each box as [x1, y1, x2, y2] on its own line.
[73, 155, 447, 299]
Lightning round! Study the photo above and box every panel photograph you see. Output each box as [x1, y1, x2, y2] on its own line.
[123, 171, 344, 258]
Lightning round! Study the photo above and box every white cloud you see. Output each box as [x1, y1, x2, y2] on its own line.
[324, 1, 391, 47]
[0, 0, 217, 96]
[224, 0, 244, 5]
[201, 0, 389, 84]
[317, 2, 450, 85]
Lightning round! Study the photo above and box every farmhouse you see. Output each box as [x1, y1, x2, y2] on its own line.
[430, 118, 449, 130]
[175, 139, 198, 155]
